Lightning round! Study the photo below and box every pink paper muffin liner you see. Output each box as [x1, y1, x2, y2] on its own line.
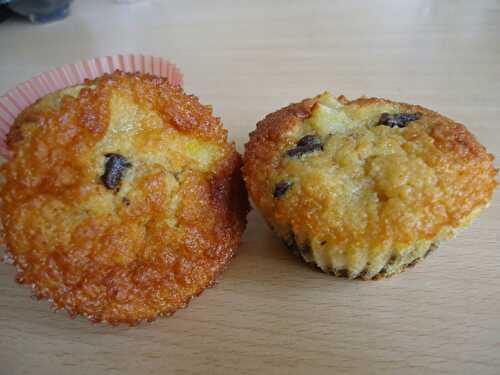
[0, 54, 183, 158]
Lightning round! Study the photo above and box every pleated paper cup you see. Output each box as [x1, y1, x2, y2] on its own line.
[0, 54, 183, 158]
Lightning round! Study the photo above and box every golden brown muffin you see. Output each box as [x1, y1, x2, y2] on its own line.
[243, 92, 497, 279]
[0, 71, 249, 324]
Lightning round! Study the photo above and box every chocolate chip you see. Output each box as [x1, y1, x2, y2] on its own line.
[101, 153, 131, 191]
[273, 180, 292, 198]
[297, 135, 321, 148]
[377, 112, 422, 128]
[122, 197, 131, 206]
[286, 135, 323, 158]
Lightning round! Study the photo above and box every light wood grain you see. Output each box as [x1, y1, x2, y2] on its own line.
[0, 1, 499, 374]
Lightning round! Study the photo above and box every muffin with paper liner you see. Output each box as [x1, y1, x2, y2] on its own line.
[0, 64, 249, 324]
[243, 92, 497, 279]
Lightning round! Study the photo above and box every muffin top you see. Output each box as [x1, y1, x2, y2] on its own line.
[0, 71, 249, 324]
[244, 92, 497, 265]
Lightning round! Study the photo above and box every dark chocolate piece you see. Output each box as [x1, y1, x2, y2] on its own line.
[273, 180, 293, 198]
[101, 153, 131, 191]
[377, 112, 422, 128]
[286, 135, 323, 158]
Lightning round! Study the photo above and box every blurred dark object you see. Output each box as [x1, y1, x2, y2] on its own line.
[0, 4, 14, 23]
[4, 0, 73, 23]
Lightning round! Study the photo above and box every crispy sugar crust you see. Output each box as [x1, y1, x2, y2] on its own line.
[1, 72, 249, 324]
[243, 93, 497, 279]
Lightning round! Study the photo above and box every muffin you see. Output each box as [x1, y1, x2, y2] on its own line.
[0, 71, 249, 324]
[243, 92, 497, 279]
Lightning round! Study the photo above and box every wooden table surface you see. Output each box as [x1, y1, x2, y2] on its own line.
[0, 1, 499, 374]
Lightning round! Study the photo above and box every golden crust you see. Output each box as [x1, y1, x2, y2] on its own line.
[243, 97, 320, 177]
[243, 93, 497, 279]
[0, 71, 250, 324]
